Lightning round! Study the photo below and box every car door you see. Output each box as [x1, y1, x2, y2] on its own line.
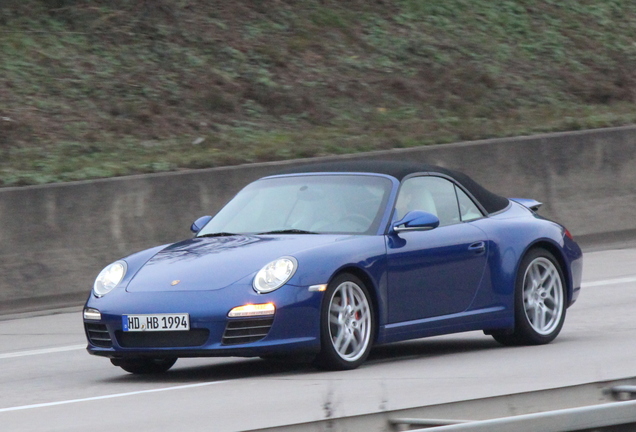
[386, 175, 489, 323]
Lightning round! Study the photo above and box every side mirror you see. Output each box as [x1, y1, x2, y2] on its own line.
[392, 210, 440, 233]
[190, 215, 212, 234]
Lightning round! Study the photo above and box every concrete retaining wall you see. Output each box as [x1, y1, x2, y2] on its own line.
[2, 126, 635, 314]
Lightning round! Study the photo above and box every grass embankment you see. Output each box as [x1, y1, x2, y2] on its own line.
[1, 0, 635, 186]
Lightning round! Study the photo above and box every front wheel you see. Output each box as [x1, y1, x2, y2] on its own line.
[314, 273, 374, 370]
[111, 357, 177, 374]
[492, 248, 567, 346]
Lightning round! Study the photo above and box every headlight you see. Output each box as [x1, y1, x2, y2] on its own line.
[253, 257, 297, 293]
[93, 260, 127, 297]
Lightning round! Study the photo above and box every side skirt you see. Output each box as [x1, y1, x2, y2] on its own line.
[377, 307, 511, 344]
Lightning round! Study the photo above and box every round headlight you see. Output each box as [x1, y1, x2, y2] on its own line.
[253, 257, 297, 293]
[93, 260, 127, 297]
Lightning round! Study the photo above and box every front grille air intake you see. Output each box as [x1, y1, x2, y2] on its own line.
[222, 317, 274, 346]
[85, 323, 113, 348]
[115, 329, 210, 348]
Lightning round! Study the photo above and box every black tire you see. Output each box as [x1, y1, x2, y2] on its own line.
[492, 248, 567, 346]
[314, 273, 375, 370]
[111, 357, 177, 374]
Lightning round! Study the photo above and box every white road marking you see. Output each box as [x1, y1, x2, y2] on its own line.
[582, 276, 636, 288]
[0, 381, 229, 413]
[0, 345, 85, 359]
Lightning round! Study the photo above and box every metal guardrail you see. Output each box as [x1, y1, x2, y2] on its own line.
[252, 381, 636, 432]
[391, 387, 636, 432]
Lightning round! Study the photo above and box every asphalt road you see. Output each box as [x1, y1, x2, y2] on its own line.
[1, 247, 635, 432]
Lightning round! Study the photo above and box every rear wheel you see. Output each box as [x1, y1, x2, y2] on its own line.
[315, 273, 374, 370]
[111, 357, 177, 374]
[492, 248, 566, 346]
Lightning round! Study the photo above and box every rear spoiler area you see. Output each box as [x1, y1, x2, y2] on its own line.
[510, 198, 543, 212]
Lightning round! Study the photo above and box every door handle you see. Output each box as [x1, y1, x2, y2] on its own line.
[468, 241, 486, 254]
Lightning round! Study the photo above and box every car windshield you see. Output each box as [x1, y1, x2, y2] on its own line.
[198, 174, 393, 236]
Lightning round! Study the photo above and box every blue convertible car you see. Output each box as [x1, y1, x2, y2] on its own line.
[83, 161, 583, 374]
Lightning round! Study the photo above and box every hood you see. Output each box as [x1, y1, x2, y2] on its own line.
[126, 234, 349, 292]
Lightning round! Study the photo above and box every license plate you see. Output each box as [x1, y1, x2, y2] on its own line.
[122, 314, 190, 332]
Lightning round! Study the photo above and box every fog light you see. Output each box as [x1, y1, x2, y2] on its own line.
[228, 303, 275, 318]
[83, 308, 101, 320]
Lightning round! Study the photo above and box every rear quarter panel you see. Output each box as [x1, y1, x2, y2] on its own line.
[469, 202, 582, 315]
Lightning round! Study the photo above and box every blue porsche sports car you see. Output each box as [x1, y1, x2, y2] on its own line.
[83, 161, 583, 374]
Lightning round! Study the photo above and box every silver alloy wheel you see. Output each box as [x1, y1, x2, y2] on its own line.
[522, 257, 564, 336]
[328, 280, 372, 362]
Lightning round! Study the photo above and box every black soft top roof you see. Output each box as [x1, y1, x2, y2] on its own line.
[276, 160, 509, 214]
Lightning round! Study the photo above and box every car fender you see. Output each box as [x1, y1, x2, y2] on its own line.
[289, 235, 389, 326]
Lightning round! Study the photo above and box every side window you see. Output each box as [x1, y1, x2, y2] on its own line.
[395, 176, 461, 226]
[455, 186, 483, 222]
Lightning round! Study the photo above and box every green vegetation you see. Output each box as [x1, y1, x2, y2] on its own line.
[1, 0, 636, 186]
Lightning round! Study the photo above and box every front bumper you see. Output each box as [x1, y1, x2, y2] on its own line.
[83, 283, 323, 358]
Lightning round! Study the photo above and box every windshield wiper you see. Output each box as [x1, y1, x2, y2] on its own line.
[258, 229, 317, 235]
[198, 232, 240, 238]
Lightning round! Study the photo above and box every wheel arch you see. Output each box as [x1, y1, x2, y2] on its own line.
[329, 265, 381, 343]
[523, 240, 573, 305]
[490, 239, 570, 346]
